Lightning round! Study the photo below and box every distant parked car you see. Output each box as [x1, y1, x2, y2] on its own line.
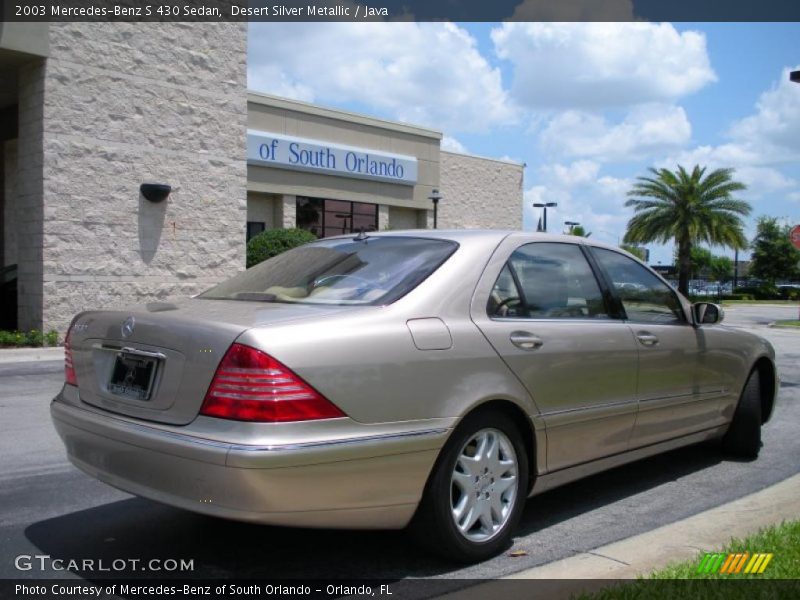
[51, 231, 778, 562]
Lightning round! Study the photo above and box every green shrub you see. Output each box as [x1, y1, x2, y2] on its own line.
[246, 228, 317, 268]
[0, 328, 60, 347]
[721, 293, 754, 301]
[735, 286, 782, 300]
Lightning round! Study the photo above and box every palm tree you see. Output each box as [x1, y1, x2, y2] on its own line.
[624, 165, 750, 296]
[569, 225, 591, 237]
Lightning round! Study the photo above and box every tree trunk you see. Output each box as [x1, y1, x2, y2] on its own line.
[677, 238, 692, 296]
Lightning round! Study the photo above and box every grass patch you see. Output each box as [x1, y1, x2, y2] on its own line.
[0, 329, 59, 348]
[578, 520, 800, 600]
[773, 320, 800, 328]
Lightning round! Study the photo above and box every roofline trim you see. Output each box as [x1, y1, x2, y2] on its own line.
[247, 90, 443, 140]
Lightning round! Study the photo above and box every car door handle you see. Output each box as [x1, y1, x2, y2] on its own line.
[509, 332, 544, 350]
[636, 332, 659, 347]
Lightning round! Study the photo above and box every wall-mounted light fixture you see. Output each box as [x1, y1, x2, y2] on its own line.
[140, 183, 171, 203]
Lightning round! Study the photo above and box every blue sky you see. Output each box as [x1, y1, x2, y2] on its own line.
[248, 22, 799, 265]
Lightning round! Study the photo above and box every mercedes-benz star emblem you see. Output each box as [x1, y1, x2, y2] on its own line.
[121, 316, 135, 339]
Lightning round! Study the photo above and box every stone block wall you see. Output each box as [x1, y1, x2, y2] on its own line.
[439, 150, 523, 230]
[39, 23, 248, 333]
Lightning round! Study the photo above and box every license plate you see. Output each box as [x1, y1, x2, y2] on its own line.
[108, 353, 157, 401]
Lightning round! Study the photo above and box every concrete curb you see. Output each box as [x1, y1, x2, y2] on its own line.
[438, 473, 800, 599]
[507, 472, 800, 580]
[0, 347, 64, 364]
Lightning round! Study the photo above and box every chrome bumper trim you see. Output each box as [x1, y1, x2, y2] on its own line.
[52, 397, 448, 453]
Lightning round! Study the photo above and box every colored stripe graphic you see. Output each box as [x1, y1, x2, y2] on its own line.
[698, 552, 773, 575]
[697, 553, 726, 574]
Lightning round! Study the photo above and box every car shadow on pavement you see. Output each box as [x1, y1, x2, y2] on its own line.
[24, 442, 726, 583]
[516, 441, 726, 539]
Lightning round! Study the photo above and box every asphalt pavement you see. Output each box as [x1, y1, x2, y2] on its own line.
[0, 305, 798, 587]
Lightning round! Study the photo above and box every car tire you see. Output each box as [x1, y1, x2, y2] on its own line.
[410, 410, 529, 563]
[722, 370, 762, 459]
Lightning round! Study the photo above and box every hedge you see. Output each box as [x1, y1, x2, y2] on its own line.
[246, 228, 317, 268]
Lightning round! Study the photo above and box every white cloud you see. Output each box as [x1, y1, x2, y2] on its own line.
[727, 65, 800, 163]
[523, 161, 633, 242]
[492, 23, 716, 109]
[248, 22, 516, 133]
[540, 104, 692, 161]
[659, 66, 800, 199]
[441, 136, 468, 153]
[539, 160, 600, 187]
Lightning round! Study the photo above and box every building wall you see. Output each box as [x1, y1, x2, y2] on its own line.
[16, 60, 45, 330]
[246, 192, 279, 229]
[39, 23, 248, 333]
[439, 151, 523, 230]
[388, 206, 420, 231]
[3, 139, 17, 266]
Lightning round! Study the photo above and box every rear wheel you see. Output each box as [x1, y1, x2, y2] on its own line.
[411, 411, 529, 563]
[722, 370, 762, 459]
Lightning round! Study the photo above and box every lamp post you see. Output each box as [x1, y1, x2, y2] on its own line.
[564, 220, 580, 235]
[428, 188, 442, 229]
[533, 202, 557, 232]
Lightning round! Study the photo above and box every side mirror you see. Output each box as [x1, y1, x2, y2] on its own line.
[693, 302, 724, 325]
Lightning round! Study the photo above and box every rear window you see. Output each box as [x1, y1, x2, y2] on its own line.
[198, 236, 458, 305]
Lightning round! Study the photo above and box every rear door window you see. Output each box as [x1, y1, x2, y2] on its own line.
[488, 242, 610, 319]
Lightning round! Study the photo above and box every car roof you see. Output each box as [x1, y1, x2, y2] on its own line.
[324, 229, 628, 253]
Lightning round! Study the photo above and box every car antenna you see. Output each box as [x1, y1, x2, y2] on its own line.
[354, 227, 369, 241]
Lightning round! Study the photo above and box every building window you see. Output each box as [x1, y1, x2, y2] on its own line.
[296, 197, 378, 238]
[246, 221, 265, 242]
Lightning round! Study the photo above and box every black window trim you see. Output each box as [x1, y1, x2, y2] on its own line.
[487, 240, 619, 322]
[585, 245, 690, 325]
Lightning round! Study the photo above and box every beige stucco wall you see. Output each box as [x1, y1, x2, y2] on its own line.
[37, 23, 248, 333]
[388, 206, 421, 231]
[439, 151, 524, 230]
[246, 192, 279, 229]
[247, 93, 441, 210]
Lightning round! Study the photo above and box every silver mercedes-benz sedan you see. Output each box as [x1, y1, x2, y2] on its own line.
[51, 230, 777, 562]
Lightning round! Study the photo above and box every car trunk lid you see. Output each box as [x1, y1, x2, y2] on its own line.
[69, 298, 350, 425]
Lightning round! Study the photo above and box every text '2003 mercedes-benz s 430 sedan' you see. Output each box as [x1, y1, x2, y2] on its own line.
[51, 231, 777, 562]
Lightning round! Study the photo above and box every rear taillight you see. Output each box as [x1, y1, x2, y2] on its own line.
[200, 343, 346, 423]
[64, 325, 77, 386]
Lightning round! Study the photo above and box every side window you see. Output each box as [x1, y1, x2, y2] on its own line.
[593, 248, 685, 324]
[488, 243, 610, 319]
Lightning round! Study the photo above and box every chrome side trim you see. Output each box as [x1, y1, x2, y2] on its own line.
[228, 428, 450, 452]
[51, 398, 448, 453]
[530, 425, 726, 497]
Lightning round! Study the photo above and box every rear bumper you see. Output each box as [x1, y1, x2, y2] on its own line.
[50, 391, 449, 529]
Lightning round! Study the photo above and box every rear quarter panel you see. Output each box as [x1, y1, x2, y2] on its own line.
[235, 232, 539, 425]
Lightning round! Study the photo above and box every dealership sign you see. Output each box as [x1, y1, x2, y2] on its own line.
[247, 130, 418, 185]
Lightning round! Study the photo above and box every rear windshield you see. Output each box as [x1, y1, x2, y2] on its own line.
[198, 236, 459, 305]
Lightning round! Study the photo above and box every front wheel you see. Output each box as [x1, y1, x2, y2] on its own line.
[722, 370, 762, 459]
[411, 411, 529, 563]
